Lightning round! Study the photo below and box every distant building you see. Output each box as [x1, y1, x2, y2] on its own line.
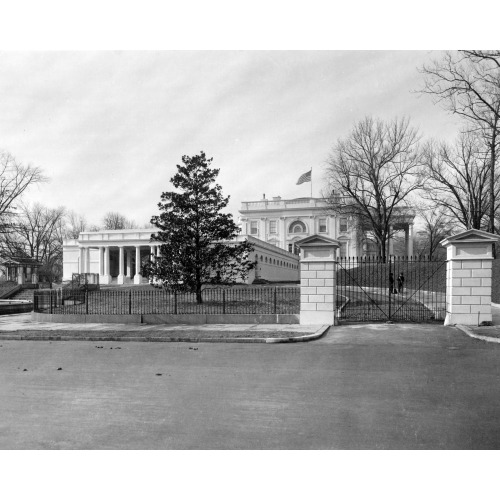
[0, 256, 41, 285]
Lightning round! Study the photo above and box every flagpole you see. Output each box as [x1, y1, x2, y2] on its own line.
[311, 167, 313, 199]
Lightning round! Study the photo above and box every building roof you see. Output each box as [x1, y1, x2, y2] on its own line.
[0, 256, 42, 267]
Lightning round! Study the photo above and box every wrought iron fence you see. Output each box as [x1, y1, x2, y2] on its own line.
[71, 273, 100, 291]
[336, 255, 447, 323]
[33, 286, 300, 315]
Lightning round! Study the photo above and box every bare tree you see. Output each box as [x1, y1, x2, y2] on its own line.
[419, 51, 500, 234]
[325, 116, 424, 261]
[421, 132, 500, 230]
[1, 203, 66, 284]
[64, 210, 88, 239]
[102, 211, 137, 230]
[413, 206, 454, 259]
[0, 151, 46, 233]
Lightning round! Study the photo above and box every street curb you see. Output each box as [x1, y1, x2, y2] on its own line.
[265, 325, 329, 343]
[455, 324, 500, 344]
[0, 325, 329, 344]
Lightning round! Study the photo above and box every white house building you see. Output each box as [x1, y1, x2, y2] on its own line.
[62, 229, 300, 285]
[238, 194, 415, 258]
[62, 194, 415, 285]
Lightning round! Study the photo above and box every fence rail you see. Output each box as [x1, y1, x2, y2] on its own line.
[33, 287, 300, 315]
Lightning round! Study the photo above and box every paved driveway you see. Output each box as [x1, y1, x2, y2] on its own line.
[1, 324, 500, 449]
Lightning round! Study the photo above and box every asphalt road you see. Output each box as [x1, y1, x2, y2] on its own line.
[1, 323, 500, 449]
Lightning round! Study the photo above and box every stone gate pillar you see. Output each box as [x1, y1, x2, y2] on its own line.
[441, 229, 500, 326]
[297, 235, 339, 325]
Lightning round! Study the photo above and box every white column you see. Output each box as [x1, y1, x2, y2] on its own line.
[17, 265, 25, 285]
[86, 248, 90, 274]
[150, 245, 156, 263]
[134, 246, 142, 284]
[117, 246, 125, 284]
[102, 246, 111, 284]
[79, 247, 85, 273]
[98, 247, 104, 276]
[126, 250, 133, 278]
[408, 223, 414, 258]
[279, 217, 286, 249]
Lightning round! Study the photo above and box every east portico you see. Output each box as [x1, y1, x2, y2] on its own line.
[63, 229, 161, 285]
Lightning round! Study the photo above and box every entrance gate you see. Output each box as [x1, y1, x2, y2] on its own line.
[336, 256, 447, 323]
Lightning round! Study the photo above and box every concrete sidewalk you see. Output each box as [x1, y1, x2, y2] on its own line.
[455, 303, 500, 343]
[0, 313, 328, 343]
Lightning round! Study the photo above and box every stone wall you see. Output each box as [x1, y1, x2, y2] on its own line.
[446, 259, 492, 325]
[300, 261, 335, 324]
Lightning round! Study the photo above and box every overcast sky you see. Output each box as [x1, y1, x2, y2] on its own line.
[0, 50, 462, 227]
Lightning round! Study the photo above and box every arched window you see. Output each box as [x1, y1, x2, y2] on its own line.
[260, 256, 263, 262]
[265, 257, 268, 263]
[289, 221, 307, 234]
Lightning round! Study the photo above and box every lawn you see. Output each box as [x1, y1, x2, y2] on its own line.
[38, 286, 301, 315]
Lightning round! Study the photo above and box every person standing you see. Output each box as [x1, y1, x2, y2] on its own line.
[398, 272, 405, 294]
[389, 272, 395, 294]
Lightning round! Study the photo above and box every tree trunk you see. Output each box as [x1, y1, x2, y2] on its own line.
[196, 284, 203, 304]
[490, 135, 497, 258]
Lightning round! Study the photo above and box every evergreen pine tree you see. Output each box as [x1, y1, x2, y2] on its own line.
[144, 152, 254, 303]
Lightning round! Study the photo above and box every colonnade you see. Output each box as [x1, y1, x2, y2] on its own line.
[79, 244, 161, 285]
[387, 223, 414, 257]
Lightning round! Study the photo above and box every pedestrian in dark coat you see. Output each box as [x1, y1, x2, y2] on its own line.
[389, 272, 395, 294]
[398, 272, 405, 294]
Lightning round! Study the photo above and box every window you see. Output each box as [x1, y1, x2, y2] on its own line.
[339, 242, 347, 258]
[340, 218, 348, 232]
[319, 218, 327, 233]
[269, 220, 277, 234]
[250, 221, 258, 235]
[289, 221, 306, 233]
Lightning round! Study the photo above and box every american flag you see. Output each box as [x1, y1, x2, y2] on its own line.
[296, 169, 311, 185]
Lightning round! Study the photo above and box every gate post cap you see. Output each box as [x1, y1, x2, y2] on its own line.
[441, 229, 500, 260]
[295, 234, 339, 261]
[441, 228, 500, 247]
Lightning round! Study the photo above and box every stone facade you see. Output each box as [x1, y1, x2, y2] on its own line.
[445, 259, 492, 325]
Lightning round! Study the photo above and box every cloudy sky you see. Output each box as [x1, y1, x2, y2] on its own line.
[0, 50, 462, 227]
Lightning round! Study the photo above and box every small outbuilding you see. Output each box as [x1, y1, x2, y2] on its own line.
[0, 256, 42, 285]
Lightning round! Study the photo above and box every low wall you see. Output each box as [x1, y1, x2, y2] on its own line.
[0, 300, 33, 315]
[31, 312, 299, 325]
